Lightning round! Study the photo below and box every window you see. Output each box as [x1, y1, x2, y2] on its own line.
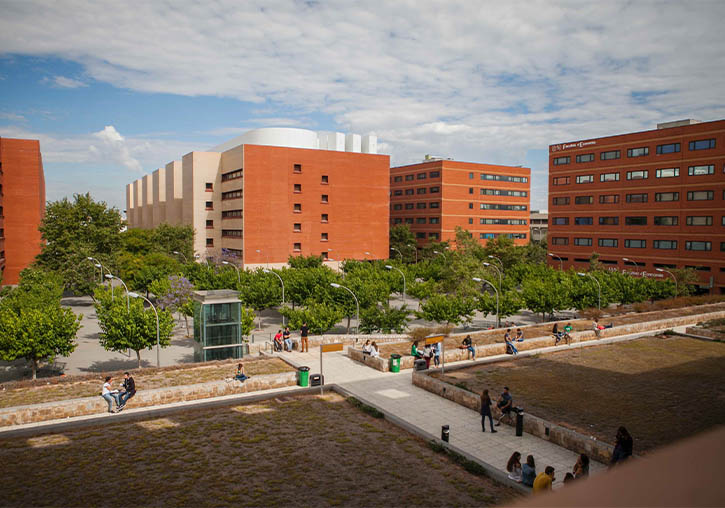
[480, 219, 528, 225]
[553, 197, 571, 205]
[430, 186, 440, 193]
[393, 176, 402, 182]
[205, 182, 213, 191]
[417, 172, 427, 180]
[428, 233, 439, 240]
[430, 217, 440, 224]
[480, 174, 528, 183]
[480, 203, 528, 211]
[321, 175, 329, 184]
[405, 203, 414, 210]
[625, 216, 648, 226]
[689, 138, 715, 151]
[393, 218, 402, 224]
[656, 143, 680, 154]
[416, 232, 426, 239]
[576, 175, 594, 184]
[416, 218, 427, 224]
[293, 242, 301, 251]
[205, 220, 213, 229]
[222, 209, 242, 219]
[626, 193, 648, 203]
[293, 223, 301, 232]
[294, 203, 302, 212]
[321, 213, 328, 223]
[429, 171, 440, 178]
[552, 217, 569, 225]
[205, 201, 213, 210]
[393, 190, 403, 196]
[686, 216, 713, 226]
[468, 218, 473, 224]
[654, 240, 677, 249]
[599, 194, 620, 204]
[722, 242, 725, 252]
[625, 239, 646, 248]
[293, 164, 302, 173]
[430, 202, 440, 209]
[405, 189, 414, 195]
[469, 172, 474, 179]
[654, 263, 676, 269]
[654, 216, 678, 226]
[468, 203, 473, 209]
[404, 218, 414, 224]
[627, 147, 649, 158]
[417, 187, 427, 194]
[551, 237, 569, 245]
[598, 238, 618, 247]
[574, 196, 593, 205]
[685, 241, 711, 251]
[600, 150, 621, 160]
[655, 192, 679, 202]
[656, 167, 679, 178]
[599, 216, 619, 225]
[222, 189, 242, 200]
[600, 172, 620, 182]
[405, 174, 414, 181]
[206, 238, 214, 246]
[574, 238, 592, 246]
[575, 217, 593, 225]
[321, 194, 329, 203]
[576, 153, 594, 163]
[321, 233, 328, 241]
[553, 176, 570, 185]
[480, 233, 496, 240]
[688, 165, 714, 176]
[626, 170, 648, 180]
[685, 265, 711, 272]
[553, 156, 570, 165]
[468, 187, 474, 194]
[416, 203, 427, 209]
[222, 169, 243, 182]
[480, 189, 528, 197]
[294, 184, 301, 193]
[687, 190, 714, 201]
[321, 251, 329, 260]
[392, 204, 402, 210]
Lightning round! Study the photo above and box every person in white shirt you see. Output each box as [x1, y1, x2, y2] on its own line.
[362, 340, 372, 355]
[370, 341, 380, 358]
[101, 376, 120, 413]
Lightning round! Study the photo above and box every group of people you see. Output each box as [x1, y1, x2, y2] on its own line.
[480, 386, 515, 431]
[552, 322, 574, 345]
[506, 451, 589, 492]
[361, 340, 380, 357]
[273, 323, 310, 353]
[411, 340, 441, 368]
[101, 372, 136, 413]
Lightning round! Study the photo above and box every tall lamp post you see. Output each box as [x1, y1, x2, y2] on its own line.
[473, 277, 498, 329]
[622, 257, 641, 273]
[128, 292, 160, 367]
[390, 247, 403, 262]
[488, 255, 503, 270]
[577, 272, 601, 310]
[433, 249, 447, 261]
[222, 261, 241, 286]
[656, 268, 678, 296]
[87, 257, 103, 283]
[407, 244, 418, 264]
[263, 269, 285, 326]
[330, 283, 359, 335]
[385, 265, 406, 305]
[173, 250, 188, 263]
[105, 274, 130, 312]
[548, 253, 563, 271]
[483, 261, 503, 291]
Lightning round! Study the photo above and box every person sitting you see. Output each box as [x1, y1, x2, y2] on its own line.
[562, 322, 573, 345]
[552, 322, 564, 344]
[593, 318, 602, 338]
[515, 328, 524, 342]
[495, 386, 513, 426]
[460, 335, 475, 359]
[362, 340, 372, 355]
[505, 333, 518, 355]
[506, 451, 523, 482]
[573, 453, 589, 478]
[118, 372, 136, 410]
[234, 363, 248, 382]
[283, 327, 292, 352]
[411, 341, 423, 359]
[610, 426, 633, 466]
[521, 455, 536, 487]
[423, 344, 433, 368]
[273, 329, 283, 352]
[563, 472, 575, 484]
[101, 376, 120, 413]
[533, 466, 555, 493]
[369, 341, 380, 358]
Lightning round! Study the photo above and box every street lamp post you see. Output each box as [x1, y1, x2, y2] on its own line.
[407, 244, 418, 264]
[577, 272, 601, 310]
[482, 262, 502, 327]
[87, 257, 103, 283]
[385, 265, 406, 306]
[105, 274, 130, 312]
[330, 283, 359, 335]
[487, 255, 503, 270]
[656, 268, 678, 295]
[263, 269, 285, 326]
[255, 249, 269, 267]
[622, 257, 641, 273]
[548, 253, 563, 271]
[433, 250, 447, 261]
[390, 247, 403, 262]
[473, 277, 498, 329]
[173, 251, 188, 263]
[222, 261, 241, 286]
[128, 292, 160, 367]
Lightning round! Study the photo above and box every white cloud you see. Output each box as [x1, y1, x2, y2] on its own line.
[48, 75, 88, 88]
[90, 125, 141, 172]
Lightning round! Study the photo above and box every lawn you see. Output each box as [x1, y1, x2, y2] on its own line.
[0, 393, 519, 507]
[0, 357, 294, 409]
[432, 336, 725, 453]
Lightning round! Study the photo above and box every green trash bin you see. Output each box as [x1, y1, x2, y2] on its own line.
[390, 354, 402, 373]
[298, 366, 310, 387]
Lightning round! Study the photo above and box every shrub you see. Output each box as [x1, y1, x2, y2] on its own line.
[633, 302, 650, 313]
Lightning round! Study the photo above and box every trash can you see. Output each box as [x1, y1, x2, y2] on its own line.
[514, 407, 524, 437]
[390, 354, 402, 373]
[441, 424, 450, 442]
[298, 366, 310, 387]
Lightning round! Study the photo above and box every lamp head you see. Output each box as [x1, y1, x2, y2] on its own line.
[577, 272, 586, 277]
[128, 292, 140, 298]
[472, 277, 482, 282]
[104, 274, 113, 280]
[263, 269, 270, 273]
[330, 283, 341, 288]
[384, 265, 393, 270]
[87, 257, 93, 261]
[623, 258, 630, 262]
[173, 251, 180, 255]
[94, 263, 102, 268]
[547, 253, 554, 257]
[656, 268, 664, 272]
[222, 261, 230, 265]
[483, 262, 490, 266]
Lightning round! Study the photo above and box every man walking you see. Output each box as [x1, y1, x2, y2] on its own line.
[118, 372, 136, 410]
[300, 322, 309, 353]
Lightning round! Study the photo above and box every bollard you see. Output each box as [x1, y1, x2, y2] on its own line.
[515, 408, 524, 437]
[441, 424, 450, 442]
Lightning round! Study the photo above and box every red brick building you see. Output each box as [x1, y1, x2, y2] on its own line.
[548, 119, 725, 293]
[0, 138, 46, 285]
[390, 159, 531, 246]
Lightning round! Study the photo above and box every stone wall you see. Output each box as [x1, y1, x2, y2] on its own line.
[348, 348, 390, 371]
[684, 327, 725, 341]
[250, 333, 407, 355]
[0, 371, 297, 427]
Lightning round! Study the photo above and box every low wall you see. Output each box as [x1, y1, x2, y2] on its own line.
[0, 371, 297, 427]
[684, 327, 725, 341]
[412, 370, 615, 464]
[250, 333, 407, 355]
[348, 348, 390, 371]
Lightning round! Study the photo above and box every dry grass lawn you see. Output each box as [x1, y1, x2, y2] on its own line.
[0, 393, 519, 507]
[432, 336, 725, 453]
[0, 358, 294, 409]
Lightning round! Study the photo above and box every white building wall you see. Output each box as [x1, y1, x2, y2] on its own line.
[164, 160, 183, 225]
[152, 167, 166, 225]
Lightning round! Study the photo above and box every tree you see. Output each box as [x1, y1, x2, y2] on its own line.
[280, 303, 344, 335]
[360, 304, 410, 333]
[521, 276, 570, 322]
[240, 306, 256, 336]
[288, 254, 324, 269]
[238, 269, 282, 329]
[151, 223, 195, 260]
[477, 289, 522, 322]
[118, 251, 181, 295]
[94, 288, 174, 368]
[150, 275, 195, 336]
[35, 193, 123, 295]
[389, 225, 417, 262]
[417, 294, 476, 326]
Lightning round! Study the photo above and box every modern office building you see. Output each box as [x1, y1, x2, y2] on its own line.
[548, 119, 725, 293]
[529, 210, 548, 242]
[0, 137, 46, 285]
[126, 128, 390, 266]
[390, 159, 531, 246]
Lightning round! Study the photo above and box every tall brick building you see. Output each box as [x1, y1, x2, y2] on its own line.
[127, 128, 390, 266]
[0, 138, 46, 285]
[390, 159, 531, 246]
[548, 119, 725, 293]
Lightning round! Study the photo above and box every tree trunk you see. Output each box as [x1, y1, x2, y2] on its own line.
[136, 350, 142, 369]
[184, 315, 190, 337]
[32, 359, 38, 380]
[346, 315, 351, 334]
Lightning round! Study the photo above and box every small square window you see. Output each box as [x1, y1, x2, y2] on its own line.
[321, 175, 329, 184]
[206, 238, 214, 247]
[321, 214, 328, 223]
[469, 187, 473, 194]
[321, 251, 329, 260]
[468, 218, 473, 224]
[293, 242, 301, 251]
[468, 203, 473, 209]
[469, 172, 474, 179]
[321, 194, 328, 203]
[205, 201, 213, 210]
[205, 182, 213, 191]
[205, 220, 213, 229]
[293, 223, 301, 232]
[294, 184, 302, 193]
[294, 203, 302, 212]
[293, 164, 302, 173]
[321, 233, 328, 241]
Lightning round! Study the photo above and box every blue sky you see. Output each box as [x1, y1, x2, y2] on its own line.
[1, 1, 724, 212]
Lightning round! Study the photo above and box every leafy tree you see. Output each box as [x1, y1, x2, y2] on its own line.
[238, 269, 282, 329]
[119, 228, 155, 255]
[118, 252, 182, 295]
[240, 306, 256, 336]
[280, 303, 344, 335]
[476, 289, 522, 322]
[389, 225, 417, 263]
[288, 254, 324, 269]
[150, 275, 195, 336]
[521, 276, 570, 322]
[151, 223, 195, 260]
[35, 193, 123, 295]
[670, 268, 700, 296]
[360, 304, 410, 333]
[417, 294, 476, 326]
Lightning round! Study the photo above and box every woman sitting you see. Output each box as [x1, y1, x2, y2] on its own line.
[410, 341, 423, 359]
[370, 341, 380, 358]
[235, 363, 248, 382]
[521, 455, 536, 487]
[506, 451, 523, 482]
[362, 340, 372, 355]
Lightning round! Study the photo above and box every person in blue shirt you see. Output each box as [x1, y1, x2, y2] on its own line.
[495, 386, 513, 426]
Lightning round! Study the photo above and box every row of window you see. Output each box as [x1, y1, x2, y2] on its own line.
[393, 186, 440, 196]
[479, 233, 527, 240]
[553, 190, 718, 205]
[392, 171, 441, 182]
[414, 232, 440, 240]
[551, 215, 725, 226]
[392, 217, 441, 225]
[470, 173, 528, 183]
[293, 197, 329, 212]
[221, 189, 243, 200]
[392, 202, 441, 210]
[221, 169, 243, 182]
[552, 165, 718, 185]
[552, 237, 718, 251]
[552, 138, 717, 165]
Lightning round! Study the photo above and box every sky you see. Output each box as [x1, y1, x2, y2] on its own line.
[1, 1, 724, 213]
